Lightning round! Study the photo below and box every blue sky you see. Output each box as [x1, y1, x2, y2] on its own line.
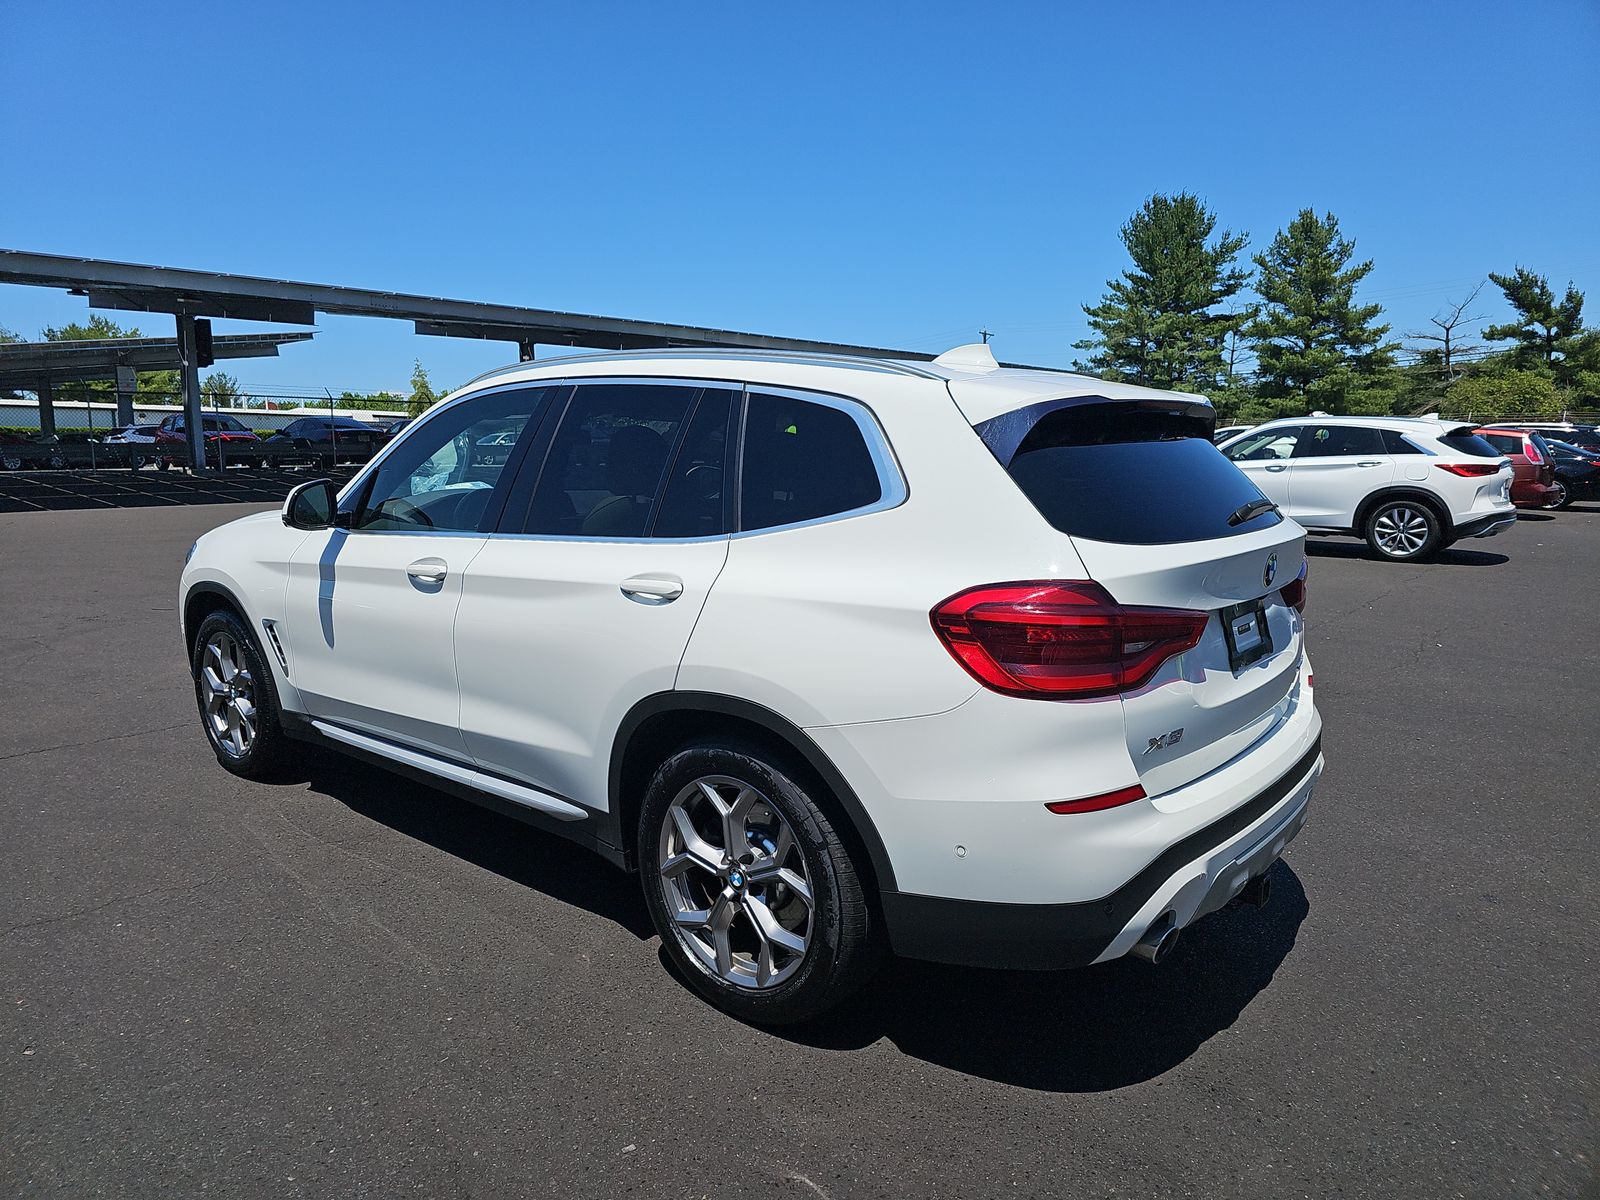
[3, 0, 1597, 397]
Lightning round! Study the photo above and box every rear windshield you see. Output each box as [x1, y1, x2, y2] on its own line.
[1439, 432, 1501, 458]
[983, 402, 1281, 545]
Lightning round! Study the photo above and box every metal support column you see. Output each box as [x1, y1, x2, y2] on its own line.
[518, 338, 536, 363]
[37, 377, 56, 438]
[176, 313, 206, 472]
[115, 363, 136, 427]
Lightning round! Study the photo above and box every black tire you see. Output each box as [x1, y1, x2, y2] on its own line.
[637, 741, 876, 1024]
[1364, 497, 1444, 561]
[190, 609, 293, 781]
[127, 452, 147, 470]
[0, 451, 21, 471]
[45, 451, 66, 470]
[1546, 479, 1572, 510]
[158, 457, 172, 472]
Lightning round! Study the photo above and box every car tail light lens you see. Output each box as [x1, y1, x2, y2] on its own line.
[1280, 561, 1308, 613]
[930, 581, 1208, 700]
[1046, 784, 1147, 815]
[1524, 440, 1544, 465]
[1435, 462, 1501, 477]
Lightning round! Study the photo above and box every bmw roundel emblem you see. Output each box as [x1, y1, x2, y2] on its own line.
[1264, 554, 1278, 588]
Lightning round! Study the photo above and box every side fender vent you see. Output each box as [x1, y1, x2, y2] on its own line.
[261, 619, 289, 676]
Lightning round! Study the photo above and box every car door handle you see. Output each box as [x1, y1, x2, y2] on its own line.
[406, 558, 448, 584]
[620, 575, 684, 603]
[1357, 460, 1383, 467]
[1265, 464, 1288, 472]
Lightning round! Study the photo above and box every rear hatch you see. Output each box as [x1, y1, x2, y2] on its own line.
[967, 393, 1307, 796]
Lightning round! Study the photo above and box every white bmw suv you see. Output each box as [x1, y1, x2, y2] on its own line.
[181, 344, 1324, 1022]
[1218, 416, 1517, 561]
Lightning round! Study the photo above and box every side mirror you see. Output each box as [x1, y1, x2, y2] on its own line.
[283, 478, 339, 529]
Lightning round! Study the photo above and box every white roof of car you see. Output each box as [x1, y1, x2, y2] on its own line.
[461, 343, 1208, 426]
[1239, 414, 1473, 433]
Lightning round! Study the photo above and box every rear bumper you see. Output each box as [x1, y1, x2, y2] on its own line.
[1511, 482, 1557, 508]
[1454, 511, 1519, 539]
[880, 736, 1323, 970]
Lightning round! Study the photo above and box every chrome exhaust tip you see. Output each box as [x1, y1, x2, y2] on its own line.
[1130, 917, 1179, 965]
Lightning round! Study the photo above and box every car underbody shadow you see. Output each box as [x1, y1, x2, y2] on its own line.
[778, 859, 1310, 1093]
[295, 751, 655, 940]
[1304, 540, 1509, 566]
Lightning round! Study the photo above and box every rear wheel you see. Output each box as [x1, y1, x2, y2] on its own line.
[191, 610, 292, 780]
[1545, 479, 1571, 510]
[1364, 499, 1443, 561]
[0, 451, 21, 471]
[638, 743, 876, 1024]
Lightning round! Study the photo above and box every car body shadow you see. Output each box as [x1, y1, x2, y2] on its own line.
[296, 751, 655, 939]
[777, 860, 1310, 1093]
[1305, 540, 1509, 567]
[1516, 511, 1556, 522]
[290, 750, 1308, 1091]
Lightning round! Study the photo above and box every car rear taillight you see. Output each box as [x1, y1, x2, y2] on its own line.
[1280, 561, 1308, 613]
[1435, 462, 1501, 477]
[930, 581, 1207, 700]
[1524, 440, 1544, 465]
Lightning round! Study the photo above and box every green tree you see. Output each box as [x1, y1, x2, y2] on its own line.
[1243, 210, 1394, 408]
[1483, 267, 1585, 380]
[337, 390, 406, 412]
[0, 324, 20, 343]
[1441, 368, 1564, 420]
[407, 360, 440, 417]
[200, 371, 244, 406]
[1072, 193, 1253, 390]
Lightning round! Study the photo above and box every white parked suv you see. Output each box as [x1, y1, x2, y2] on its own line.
[180, 344, 1324, 1022]
[1217, 416, 1517, 561]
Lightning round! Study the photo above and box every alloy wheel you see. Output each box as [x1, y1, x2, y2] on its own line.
[1373, 506, 1430, 557]
[1546, 480, 1568, 509]
[200, 631, 257, 758]
[657, 775, 814, 990]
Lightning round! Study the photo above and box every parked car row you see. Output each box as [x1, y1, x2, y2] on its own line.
[1215, 417, 1600, 559]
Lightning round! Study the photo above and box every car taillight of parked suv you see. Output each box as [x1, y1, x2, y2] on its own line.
[180, 343, 1324, 1023]
[1217, 417, 1517, 561]
[1473, 428, 1559, 509]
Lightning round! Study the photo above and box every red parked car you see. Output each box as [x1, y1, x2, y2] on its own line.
[1474, 428, 1559, 509]
[154, 413, 262, 469]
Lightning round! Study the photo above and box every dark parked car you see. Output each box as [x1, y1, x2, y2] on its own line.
[0, 432, 68, 470]
[1545, 440, 1600, 508]
[154, 413, 262, 469]
[1474, 428, 1559, 509]
[261, 416, 384, 464]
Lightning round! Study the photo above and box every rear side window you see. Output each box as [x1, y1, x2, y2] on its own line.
[1295, 424, 1384, 457]
[994, 403, 1281, 545]
[652, 389, 735, 537]
[739, 391, 884, 531]
[1381, 429, 1424, 454]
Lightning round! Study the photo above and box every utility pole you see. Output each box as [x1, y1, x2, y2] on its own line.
[979, 328, 992, 344]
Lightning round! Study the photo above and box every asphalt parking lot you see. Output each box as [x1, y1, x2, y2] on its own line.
[3, 500, 1596, 1199]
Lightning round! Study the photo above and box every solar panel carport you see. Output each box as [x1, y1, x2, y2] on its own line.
[1, 248, 998, 471]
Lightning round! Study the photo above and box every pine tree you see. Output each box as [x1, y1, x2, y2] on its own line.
[1482, 267, 1585, 380]
[1244, 210, 1393, 403]
[1072, 193, 1252, 390]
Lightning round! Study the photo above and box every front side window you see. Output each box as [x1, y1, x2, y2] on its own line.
[1294, 424, 1384, 457]
[522, 382, 702, 537]
[351, 386, 551, 533]
[1224, 426, 1302, 461]
[739, 391, 884, 532]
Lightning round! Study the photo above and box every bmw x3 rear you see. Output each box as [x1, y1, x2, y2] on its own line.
[180, 343, 1324, 1023]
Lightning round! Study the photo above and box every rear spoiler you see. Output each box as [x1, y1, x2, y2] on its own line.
[975, 396, 1217, 468]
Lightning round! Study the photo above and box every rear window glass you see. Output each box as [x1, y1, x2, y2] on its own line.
[992, 403, 1281, 545]
[1470, 433, 1520, 457]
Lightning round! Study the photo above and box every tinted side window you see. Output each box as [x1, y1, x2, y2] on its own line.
[1482, 433, 1522, 455]
[522, 383, 699, 537]
[1294, 424, 1384, 457]
[740, 392, 883, 532]
[1381, 429, 1423, 454]
[652, 389, 735, 538]
[352, 387, 551, 533]
[1224, 427, 1301, 461]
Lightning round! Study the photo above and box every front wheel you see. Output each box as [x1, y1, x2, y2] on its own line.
[1365, 499, 1443, 561]
[191, 610, 292, 780]
[638, 743, 876, 1024]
